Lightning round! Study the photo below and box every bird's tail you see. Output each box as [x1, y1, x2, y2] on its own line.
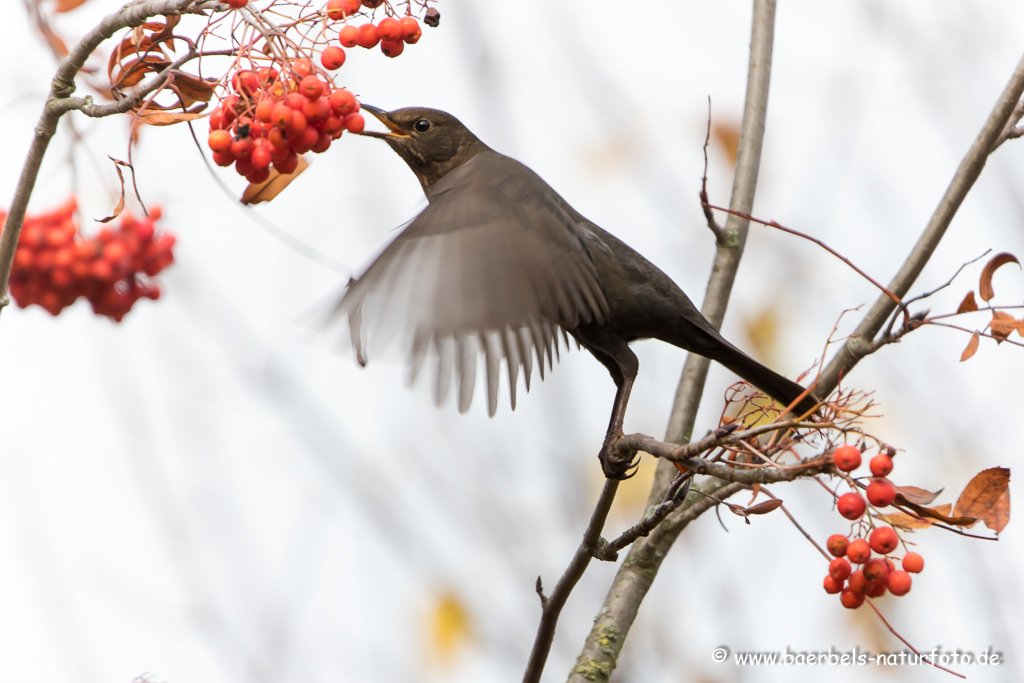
[669, 317, 820, 416]
[712, 346, 820, 417]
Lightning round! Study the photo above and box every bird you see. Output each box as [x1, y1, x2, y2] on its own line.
[337, 105, 818, 478]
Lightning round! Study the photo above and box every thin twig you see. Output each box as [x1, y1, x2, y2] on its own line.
[522, 479, 619, 683]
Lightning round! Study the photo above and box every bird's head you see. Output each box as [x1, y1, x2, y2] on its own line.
[360, 105, 490, 193]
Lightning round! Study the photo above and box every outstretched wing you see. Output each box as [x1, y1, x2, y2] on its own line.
[335, 152, 609, 416]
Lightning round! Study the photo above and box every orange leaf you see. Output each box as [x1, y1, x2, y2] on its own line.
[960, 331, 980, 361]
[54, 0, 90, 11]
[893, 497, 976, 527]
[171, 73, 217, 107]
[894, 485, 943, 506]
[979, 252, 1020, 302]
[956, 291, 978, 314]
[711, 122, 740, 166]
[953, 467, 1011, 534]
[242, 156, 309, 204]
[987, 311, 1017, 343]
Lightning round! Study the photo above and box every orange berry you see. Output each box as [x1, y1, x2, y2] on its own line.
[292, 58, 314, 79]
[329, 88, 358, 116]
[826, 534, 849, 557]
[325, 0, 359, 20]
[902, 552, 924, 573]
[231, 70, 259, 94]
[299, 75, 324, 99]
[887, 570, 912, 596]
[357, 23, 379, 49]
[863, 557, 890, 583]
[321, 45, 346, 70]
[271, 105, 294, 129]
[339, 25, 361, 48]
[400, 16, 421, 44]
[866, 478, 896, 507]
[251, 142, 273, 169]
[213, 151, 235, 167]
[846, 538, 871, 564]
[344, 112, 365, 133]
[828, 557, 852, 582]
[208, 130, 233, 153]
[255, 98, 276, 123]
[869, 526, 899, 555]
[274, 151, 299, 174]
[870, 453, 894, 477]
[381, 40, 403, 57]
[832, 445, 861, 472]
[377, 17, 401, 41]
[303, 97, 330, 121]
[840, 588, 864, 609]
[246, 167, 271, 184]
[837, 492, 866, 520]
[823, 575, 842, 595]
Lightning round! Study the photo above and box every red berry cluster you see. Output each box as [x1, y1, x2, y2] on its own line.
[333, 7, 424, 60]
[4, 198, 175, 322]
[207, 62, 365, 183]
[824, 446, 924, 608]
[208, 1, 438, 181]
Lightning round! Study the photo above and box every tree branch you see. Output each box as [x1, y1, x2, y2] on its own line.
[567, 2, 779, 679]
[0, 0, 220, 314]
[815, 50, 1024, 398]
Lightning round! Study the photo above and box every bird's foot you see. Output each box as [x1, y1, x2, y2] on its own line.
[599, 433, 639, 480]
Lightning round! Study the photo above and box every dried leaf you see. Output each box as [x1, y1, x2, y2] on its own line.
[172, 72, 217, 107]
[953, 467, 1011, 534]
[960, 330, 980, 361]
[429, 591, 471, 662]
[135, 109, 207, 126]
[242, 156, 309, 204]
[956, 291, 978, 314]
[747, 483, 761, 505]
[987, 311, 1018, 342]
[979, 252, 1020, 302]
[54, 0, 90, 10]
[894, 485, 943, 506]
[97, 157, 131, 223]
[877, 505, 951, 530]
[743, 499, 783, 515]
[894, 497, 976, 527]
[712, 121, 740, 166]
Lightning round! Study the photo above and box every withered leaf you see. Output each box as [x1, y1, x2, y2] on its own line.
[172, 72, 217, 106]
[894, 485, 943, 506]
[956, 291, 979, 314]
[987, 311, 1018, 342]
[960, 330, 980, 361]
[97, 157, 131, 223]
[877, 504, 951, 530]
[895, 497, 976, 527]
[743, 499, 783, 515]
[712, 121, 740, 166]
[135, 109, 208, 126]
[979, 252, 1020, 302]
[242, 156, 309, 205]
[953, 467, 1011, 534]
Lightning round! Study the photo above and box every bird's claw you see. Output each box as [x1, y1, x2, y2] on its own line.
[599, 435, 639, 480]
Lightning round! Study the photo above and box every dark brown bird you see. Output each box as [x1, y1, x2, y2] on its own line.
[340, 105, 817, 477]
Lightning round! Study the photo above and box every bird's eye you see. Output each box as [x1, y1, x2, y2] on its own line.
[413, 118, 432, 133]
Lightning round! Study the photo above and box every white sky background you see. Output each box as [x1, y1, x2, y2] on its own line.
[1, 1, 1023, 682]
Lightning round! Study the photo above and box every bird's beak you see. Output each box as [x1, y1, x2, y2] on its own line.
[359, 104, 409, 138]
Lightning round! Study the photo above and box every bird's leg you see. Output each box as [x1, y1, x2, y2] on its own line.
[599, 375, 638, 480]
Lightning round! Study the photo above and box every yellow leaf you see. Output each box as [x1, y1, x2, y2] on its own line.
[428, 591, 471, 663]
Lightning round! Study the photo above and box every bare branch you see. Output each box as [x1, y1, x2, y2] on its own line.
[568, 2, 779, 679]
[816, 50, 1024, 398]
